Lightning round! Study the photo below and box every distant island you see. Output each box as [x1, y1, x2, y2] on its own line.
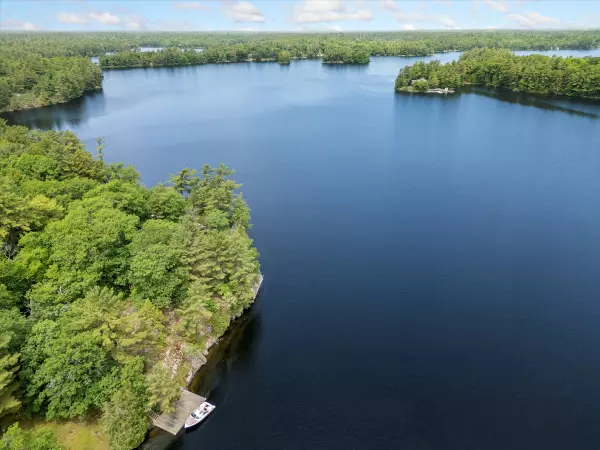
[1, 31, 600, 111]
[395, 48, 600, 98]
[0, 120, 261, 450]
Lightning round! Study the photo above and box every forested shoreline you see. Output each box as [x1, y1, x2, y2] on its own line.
[0, 121, 261, 450]
[96, 30, 600, 68]
[1, 31, 600, 108]
[0, 56, 101, 113]
[2, 30, 600, 58]
[394, 48, 600, 98]
[99, 45, 373, 67]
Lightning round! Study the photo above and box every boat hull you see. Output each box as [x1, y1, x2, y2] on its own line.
[184, 402, 215, 430]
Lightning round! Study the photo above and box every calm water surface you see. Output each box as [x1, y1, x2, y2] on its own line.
[5, 51, 600, 450]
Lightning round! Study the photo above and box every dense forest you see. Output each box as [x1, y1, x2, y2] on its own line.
[95, 29, 600, 68]
[0, 31, 600, 105]
[100, 43, 372, 67]
[0, 121, 261, 450]
[394, 48, 600, 98]
[0, 55, 101, 112]
[2, 30, 600, 58]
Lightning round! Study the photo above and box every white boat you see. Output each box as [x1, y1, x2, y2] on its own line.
[184, 402, 215, 429]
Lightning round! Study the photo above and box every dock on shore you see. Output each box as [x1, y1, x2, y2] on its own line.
[149, 390, 205, 435]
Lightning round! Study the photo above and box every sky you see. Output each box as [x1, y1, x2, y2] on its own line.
[1, 0, 599, 32]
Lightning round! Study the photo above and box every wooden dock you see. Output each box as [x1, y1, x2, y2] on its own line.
[150, 389, 205, 435]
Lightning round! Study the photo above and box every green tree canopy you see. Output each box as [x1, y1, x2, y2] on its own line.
[0, 122, 261, 443]
[0, 333, 20, 419]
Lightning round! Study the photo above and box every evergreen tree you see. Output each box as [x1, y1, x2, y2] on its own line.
[146, 364, 180, 414]
[0, 333, 20, 419]
[0, 78, 12, 110]
[168, 168, 199, 196]
[101, 358, 149, 450]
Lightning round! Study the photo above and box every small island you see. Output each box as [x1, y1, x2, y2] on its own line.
[395, 48, 600, 98]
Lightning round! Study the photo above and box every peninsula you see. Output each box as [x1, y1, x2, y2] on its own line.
[395, 48, 600, 98]
[0, 121, 261, 450]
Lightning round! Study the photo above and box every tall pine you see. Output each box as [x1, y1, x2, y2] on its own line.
[0, 333, 20, 418]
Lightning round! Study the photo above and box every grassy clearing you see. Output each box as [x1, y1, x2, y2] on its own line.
[20, 418, 109, 450]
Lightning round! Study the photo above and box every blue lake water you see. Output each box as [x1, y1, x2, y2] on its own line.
[4, 50, 600, 450]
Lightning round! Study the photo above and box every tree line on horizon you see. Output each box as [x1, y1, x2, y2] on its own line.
[0, 121, 261, 450]
[98, 43, 372, 67]
[1, 30, 600, 109]
[395, 48, 600, 98]
[1, 30, 599, 58]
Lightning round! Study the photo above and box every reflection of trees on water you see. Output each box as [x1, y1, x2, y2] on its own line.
[189, 295, 262, 398]
[463, 86, 599, 119]
[0, 90, 106, 130]
[321, 63, 368, 74]
[141, 294, 263, 450]
[393, 86, 599, 118]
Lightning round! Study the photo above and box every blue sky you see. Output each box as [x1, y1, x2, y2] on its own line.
[1, 1, 599, 32]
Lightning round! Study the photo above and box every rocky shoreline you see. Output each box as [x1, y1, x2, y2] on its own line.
[397, 86, 456, 94]
[163, 273, 264, 386]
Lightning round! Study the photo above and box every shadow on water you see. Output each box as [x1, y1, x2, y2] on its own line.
[321, 63, 369, 73]
[139, 292, 263, 450]
[462, 86, 600, 118]
[0, 90, 107, 129]
[394, 86, 600, 118]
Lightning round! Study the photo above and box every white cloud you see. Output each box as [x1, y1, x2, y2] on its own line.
[173, 2, 212, 11]
[122, 12, 147, 29]
[381, 0, 401, 13]
[393, 7, 458, 28]
[293, 0, 373, 23]
[56, 11, 147, 28]
[89, 12, 121, 25]
[222, 1, 265, 23]
[56, 12, 88, 24]
[402, 24, 416, 30]
[483, 0, 508, 13]
[508, 11, 560, 28]
[126, 20, 143, 29]
[148, 20, 204, 31]
[299, 23, 344, 31]
[0, 19, 38, 30]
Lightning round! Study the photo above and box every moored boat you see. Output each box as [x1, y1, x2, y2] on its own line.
[184, 402, 215, 429]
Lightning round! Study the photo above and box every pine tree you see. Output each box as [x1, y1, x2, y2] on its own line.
[0, 333, 20, 418]
[96, 137, 105, 162]
[176, 281, 213, 343]
[147, 364, 180, 414]
[101, 359, 149, 450]
[168, 168, 199, 196]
